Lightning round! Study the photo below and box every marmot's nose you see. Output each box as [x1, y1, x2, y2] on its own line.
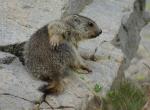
[97, 29, 102, 36]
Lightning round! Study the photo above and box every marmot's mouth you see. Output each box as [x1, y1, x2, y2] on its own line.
[90, 30, 102, 38]
[90, 35, 97, 38]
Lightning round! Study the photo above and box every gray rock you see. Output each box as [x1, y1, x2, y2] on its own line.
[0, 52, 16, 64]
[112, 0, 148, 69]
[124, 0, 150, 85]
[125, 24, 150, 84]
[0, 0, 66, 45]
[0, 55, 44, 110]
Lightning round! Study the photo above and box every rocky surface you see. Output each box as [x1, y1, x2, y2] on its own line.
[0, 52, 44, 110]
[0, 0, 148, 110]
[125, 24, 150, 83]
[125, 0, 150, 86]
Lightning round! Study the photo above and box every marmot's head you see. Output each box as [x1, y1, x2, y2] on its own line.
[47, 14, 102, 47]
[62, 14, 102, 40]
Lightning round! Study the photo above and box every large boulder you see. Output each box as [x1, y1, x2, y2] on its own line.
[125, 0, 150, 86]
[0, 0, 148, 109]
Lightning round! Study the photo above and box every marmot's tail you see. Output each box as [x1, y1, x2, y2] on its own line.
[0, 42, 26, 64]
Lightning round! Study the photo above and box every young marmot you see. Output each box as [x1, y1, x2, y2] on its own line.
[0, 14, 102, 94]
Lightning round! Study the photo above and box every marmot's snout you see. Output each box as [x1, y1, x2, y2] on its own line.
[98, 29, 102, 35]
[87, 20, 102, 38]
[89, 27, 102, 38]
[95, 29, 102, 37]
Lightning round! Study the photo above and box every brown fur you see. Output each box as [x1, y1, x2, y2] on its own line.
[24, 14, 102, 94]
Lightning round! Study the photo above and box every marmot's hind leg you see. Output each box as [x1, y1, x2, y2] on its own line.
[39, 79, 64, 94]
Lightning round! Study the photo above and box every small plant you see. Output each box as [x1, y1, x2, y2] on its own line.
[103, 80, 146, 110]
[80, 75, 85, 80]
[94, 83, 102, 93]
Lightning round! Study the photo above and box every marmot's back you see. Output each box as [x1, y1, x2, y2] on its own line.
[24, 25, 74, 80]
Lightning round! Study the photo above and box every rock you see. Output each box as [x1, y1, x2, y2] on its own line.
[112, 0, 147, 68]
[0, 0, 148, 110]
[125, 0, 150, 85]
[0, 52, 16, 64]
[62, 0, 93, 16]
[0, 52, 45, 110]
[0, 0, 66, 45]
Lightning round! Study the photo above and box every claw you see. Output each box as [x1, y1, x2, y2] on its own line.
[81, 65, 92, 73]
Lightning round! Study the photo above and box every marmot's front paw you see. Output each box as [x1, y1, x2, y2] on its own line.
[49, 35, 61, 48]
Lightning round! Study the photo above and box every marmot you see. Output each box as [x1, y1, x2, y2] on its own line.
[0, 14, 102, 94]
[24, 14, 102, 94]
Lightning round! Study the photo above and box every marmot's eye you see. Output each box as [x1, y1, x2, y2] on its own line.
[88, 22, 93, 27]
[73, 18, 80, 24]
[74, 18, 77, 21]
